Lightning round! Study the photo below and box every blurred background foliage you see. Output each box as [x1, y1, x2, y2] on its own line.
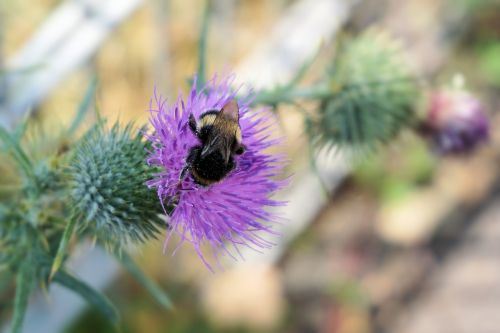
[1, 0, 500, 333]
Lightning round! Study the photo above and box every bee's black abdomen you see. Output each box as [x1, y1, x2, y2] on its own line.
[193, 150, 234, 184]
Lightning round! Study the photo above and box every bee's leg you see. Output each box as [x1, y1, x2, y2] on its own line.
[235, 144, 246, 155]
[179, 165, 190, 181]
[227, 157, 236, 174]
[180, 146, 201, 181]
[188, 113, 198, 136]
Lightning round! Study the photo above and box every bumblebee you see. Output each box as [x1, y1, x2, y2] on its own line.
[180, 100, 245, 186]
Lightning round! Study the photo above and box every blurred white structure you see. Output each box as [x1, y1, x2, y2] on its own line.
[235, 0, 354, 264]
[0, 0, 142, 129]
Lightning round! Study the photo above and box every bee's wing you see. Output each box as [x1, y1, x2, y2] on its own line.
[201, 134, 221, 157]
[201, 132, 232, 163]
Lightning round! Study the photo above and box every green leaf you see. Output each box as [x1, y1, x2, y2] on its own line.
[68, 77, 97, 135]
[11, 260, 34, 333]
[94, 100, 106, 128]
[0, 125, 34, 179]
[54, 270, 119, 325]
[196, 0, 210, 92]
[119, 252, 173, 310]
[50, 216, 78, 279]
[12, 115, 29, 143]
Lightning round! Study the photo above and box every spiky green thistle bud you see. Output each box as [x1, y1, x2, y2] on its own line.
[314, 30, 419, 151]
[69, 123, 164, 247]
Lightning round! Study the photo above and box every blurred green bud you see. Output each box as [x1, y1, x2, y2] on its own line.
[69, 123, 164, 247]
[314, 30, 419, 151]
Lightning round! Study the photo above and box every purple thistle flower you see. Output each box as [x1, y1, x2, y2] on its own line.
[145, 74, 287, 269]
[420, 89, 489, 154]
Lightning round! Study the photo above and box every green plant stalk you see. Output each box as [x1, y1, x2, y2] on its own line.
[67, 77, 97, 135]
[252, 77, 417, 106]
[53, 270, 119, 325]
[11, 259, 34, 333]
[253, 86, 332, 106]
[119, 252, 174, 310]
[0, 126, 35, 181]
[50, 215, 78, 279]
[196, 0, 210, 92]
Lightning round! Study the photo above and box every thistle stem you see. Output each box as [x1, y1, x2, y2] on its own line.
[252, 76, 417, 106]
[252, 86, 331, 106]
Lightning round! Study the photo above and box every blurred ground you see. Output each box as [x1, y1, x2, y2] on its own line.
[391, 195, 500, 333]
[1, 0, 500, 332]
